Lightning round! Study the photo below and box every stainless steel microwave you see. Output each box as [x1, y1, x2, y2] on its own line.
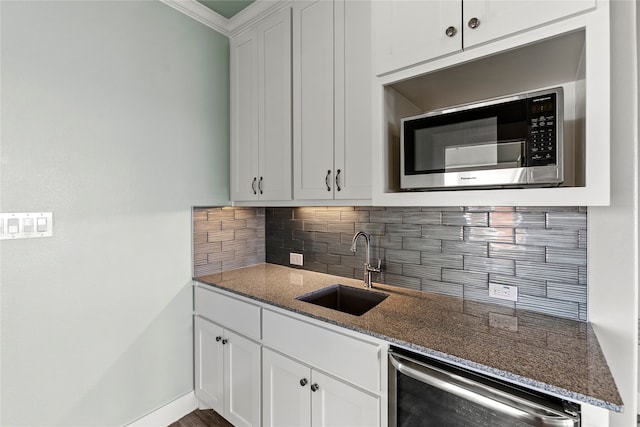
[400, 88, 564, 190]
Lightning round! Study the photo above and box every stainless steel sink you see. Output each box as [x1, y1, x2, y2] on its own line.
[296, 284, 388, 316]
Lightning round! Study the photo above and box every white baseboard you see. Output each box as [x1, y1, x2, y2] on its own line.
[126, 391, 198, 427]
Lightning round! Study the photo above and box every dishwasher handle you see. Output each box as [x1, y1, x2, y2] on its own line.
[389, 351, 579, 427]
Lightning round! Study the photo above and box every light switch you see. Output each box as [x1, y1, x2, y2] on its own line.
[7, 218, 19, 234]
[24, 217, 34, 233]
[0, 212, 53, 240]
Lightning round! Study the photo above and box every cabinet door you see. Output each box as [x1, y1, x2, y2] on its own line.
[258, 8, 292, 201]
[223, 329, 261, 427]
[263, 348, 312, 427]
[334, 0, 372, 200]
[463, 1, 596, 49]
[223, 330, 260, 427]
[311, 370, 379, 427]
[373, 0, 462, 76]
[293, 0, 336, 200]
[194, 316, 225, 414]
[230, 27, 260, 201]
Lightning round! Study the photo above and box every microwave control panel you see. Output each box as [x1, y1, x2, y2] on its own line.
[528, 93, 557, 167]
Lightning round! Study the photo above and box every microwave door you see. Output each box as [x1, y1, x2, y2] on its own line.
[445, 143, 498, 170]
[445, 141, 525, 172]
[414, 117, 499, 174]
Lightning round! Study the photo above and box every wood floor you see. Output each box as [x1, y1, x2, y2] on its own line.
[168, 409, 233, 427]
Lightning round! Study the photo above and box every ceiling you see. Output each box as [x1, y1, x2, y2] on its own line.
[197, 0, 256, 19]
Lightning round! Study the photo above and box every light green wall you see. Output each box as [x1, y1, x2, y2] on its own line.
[0, 1, 229, 425]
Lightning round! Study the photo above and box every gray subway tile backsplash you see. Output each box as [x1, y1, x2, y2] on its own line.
[263, 206, 588, 321]
[193, 207, 265, 277]
[193, 205, 588, 322]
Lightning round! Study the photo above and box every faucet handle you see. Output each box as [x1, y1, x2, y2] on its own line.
[367, 259, 382, 273]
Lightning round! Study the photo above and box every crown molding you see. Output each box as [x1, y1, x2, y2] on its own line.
[228, 0, 291, 37]
[161, 0, 290, 38]
[161, 0, 232, 36]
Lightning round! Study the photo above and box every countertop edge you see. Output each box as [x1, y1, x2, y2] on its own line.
[193, 272, 624, 413]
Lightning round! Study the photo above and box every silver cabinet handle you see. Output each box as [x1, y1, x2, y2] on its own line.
[300, 378, 308, 387]
[335, 169, 341, 191]
[310, 383, 319, 392]
[445, 26, 457, 37]
[258, 177, 263, 195]
[325, 170, 331, 191]
[468, 17, 480, 29]
[251, 177, 257, 195]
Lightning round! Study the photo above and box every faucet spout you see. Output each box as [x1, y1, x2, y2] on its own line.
[351, 231, 380, 289]
[350, 231, 370, 266]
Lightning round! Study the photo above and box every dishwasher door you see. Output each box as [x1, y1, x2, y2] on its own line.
[389, 348, 580, 427]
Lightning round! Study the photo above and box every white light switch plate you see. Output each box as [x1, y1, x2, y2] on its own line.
[289, 252, 303, 266]
[0, 212, 53, 240]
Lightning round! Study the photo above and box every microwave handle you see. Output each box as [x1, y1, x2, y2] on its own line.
[389, 352, 577, 426]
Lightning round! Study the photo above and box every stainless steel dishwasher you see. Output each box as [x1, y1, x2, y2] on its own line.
[389, 347, 581, 426]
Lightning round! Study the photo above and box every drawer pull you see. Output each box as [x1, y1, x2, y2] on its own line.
[222, 339, 228, 345]
[311, 383, 319, 392]
[215, 336, 222, 342]
[300, 378, 308, 387]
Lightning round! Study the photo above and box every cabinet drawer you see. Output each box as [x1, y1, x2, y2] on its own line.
[195, 286, 261, 340]
[262, 309, 381, 393]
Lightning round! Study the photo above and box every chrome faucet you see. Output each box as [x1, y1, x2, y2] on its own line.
[350, 231, 381, 289]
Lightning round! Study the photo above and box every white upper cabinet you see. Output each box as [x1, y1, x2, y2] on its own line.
[336, 0, 373, 200]
[293, 0, 372, 201]
[462, 1, 596, 48]
[374, 0, 596, 76]
[292, 0, 335, 200]
[374, 1, 462, 75]
[230, 29, 259, 201]
[231, 8, 292, 201]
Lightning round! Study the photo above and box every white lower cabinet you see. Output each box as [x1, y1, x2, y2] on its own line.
[263, 347, 379, 427]
[194, 315, 261, 427]
[195, 284, 385, 427]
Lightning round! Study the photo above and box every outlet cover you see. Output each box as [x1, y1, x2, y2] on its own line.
[489, 283, 518, 301]
[290, 253, 303, 266]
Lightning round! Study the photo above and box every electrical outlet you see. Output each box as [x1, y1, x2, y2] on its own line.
[489, 283, 518, 301]
[489, 312, 519, 332]
[289, 252, 303, 266]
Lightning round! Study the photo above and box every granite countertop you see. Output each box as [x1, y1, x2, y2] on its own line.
[195, 263, 623, 412]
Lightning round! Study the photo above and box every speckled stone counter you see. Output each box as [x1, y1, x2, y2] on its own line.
[195, 263, 623, 412]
